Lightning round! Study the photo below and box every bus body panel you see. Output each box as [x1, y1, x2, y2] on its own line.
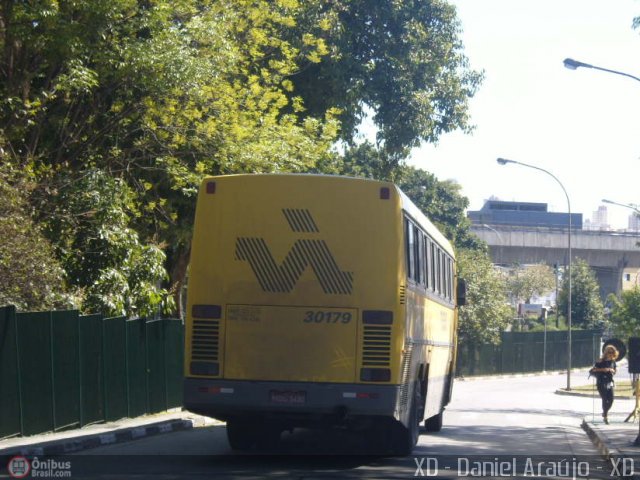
[223, 305, 358, 382]
[184, 379, 399, 419]
[187, 174, 403, 386]
[184, 174, 458, 434]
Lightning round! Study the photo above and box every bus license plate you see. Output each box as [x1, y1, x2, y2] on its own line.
[270, 390, 306, 404]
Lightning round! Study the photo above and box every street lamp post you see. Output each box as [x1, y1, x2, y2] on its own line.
[481, 223, 504, 264]
[563, 58, 640, 84]
[497, 157, 573, 389]
[602, 198, 640, 216]
[605, 200, 640, 444]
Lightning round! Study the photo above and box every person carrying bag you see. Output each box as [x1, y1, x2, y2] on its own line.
[589, 344, 619, 424]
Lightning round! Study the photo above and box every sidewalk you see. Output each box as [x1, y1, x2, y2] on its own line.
[583, 414, 640, 479]
[0, 410, 221, 457]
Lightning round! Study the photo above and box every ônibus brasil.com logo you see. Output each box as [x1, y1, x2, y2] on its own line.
[7, 456, 30, 478]
[7, 456, 72, 478]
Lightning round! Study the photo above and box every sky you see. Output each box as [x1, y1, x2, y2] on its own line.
[410, 0, 640, 230]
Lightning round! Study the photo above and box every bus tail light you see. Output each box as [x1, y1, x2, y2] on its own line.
[356, 392, 379, 399]
[206, 181, 216, 194]
[198, 386, 234, 394]
[360, 368, 391, 382]
[191, 304, 221, 319]
[190, 361, 219, 376]
[342, 392, 379, 399]
[380, 187, 390, 200]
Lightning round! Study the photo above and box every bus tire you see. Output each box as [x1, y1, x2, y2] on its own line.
[391, 389, 420, 456]
[226, 419, 256, 450]
[424, 411, 443, 432]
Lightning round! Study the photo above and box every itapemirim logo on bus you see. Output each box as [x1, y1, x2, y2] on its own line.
[236, 209, 353, 295]
[7, 456, 72, 478]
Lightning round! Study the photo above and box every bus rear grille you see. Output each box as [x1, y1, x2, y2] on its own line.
[399, 285, 406, 305]
[399, 343, 414, 408]
[191, 320, 219, 361]
[362, 325, 391, 366]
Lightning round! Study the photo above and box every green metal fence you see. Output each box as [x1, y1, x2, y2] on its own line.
[456, 329, 602, 377]
[0, 306, 184, 439]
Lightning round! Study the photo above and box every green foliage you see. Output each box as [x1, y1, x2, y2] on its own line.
[38, 169, 172, 318]
[456, 249, 512, 345]
[0, 0, 480, 317]
[338, 142, 484, 250]
[506, 263, 556, 305]
[290, 0, 483, 158]
[0, 0, 341, 316]
[338, 142, 501, 345]
[557, 258, 605, 330]
[608, 289, 640, 339]
[0, 164, 75, 311]
[395, 166, 484, 251]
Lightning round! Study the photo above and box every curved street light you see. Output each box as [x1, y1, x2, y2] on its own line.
[563, 58, 640, 84]
[602, 198, 640, 216]
[603, 198, 640, 444]
[480, 223, 504, 266]
[496, 157, 573, 389]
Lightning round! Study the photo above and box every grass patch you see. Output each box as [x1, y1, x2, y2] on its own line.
[567, 381, 634, 397]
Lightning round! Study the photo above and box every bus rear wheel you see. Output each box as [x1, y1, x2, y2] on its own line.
[226, 418, 256, 450]
[226, 418, 282, 451]
[389, 389, 420, 456]
[424, 411, 443, 432]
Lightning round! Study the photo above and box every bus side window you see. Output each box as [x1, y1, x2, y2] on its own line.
[440, 250, 446, 298]
[436, 248, 442, 295]
[422, 234, 429, 289]
[444, 256, 451, 301]
[430, 241, 437, 293]
[413, 225, 421, 284]
[405, 218, 415, 281]
[448, 257, 454, 301]
[442, 255, 448, 300]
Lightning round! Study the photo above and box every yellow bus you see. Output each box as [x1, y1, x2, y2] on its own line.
[183, 174, 465, 454]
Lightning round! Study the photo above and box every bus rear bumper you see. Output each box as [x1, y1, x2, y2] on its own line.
[183, 378, 400, 422]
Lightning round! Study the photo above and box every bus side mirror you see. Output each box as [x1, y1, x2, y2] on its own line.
[457, 278, 467, 307]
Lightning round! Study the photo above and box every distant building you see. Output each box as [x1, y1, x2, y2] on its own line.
[622, 268, 640, 291]
[468, 200, 583, 229]
[585, 205, 610, 231]
[629, 213, 640, 231]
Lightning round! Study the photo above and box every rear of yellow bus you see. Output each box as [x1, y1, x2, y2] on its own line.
[183, 174, 407, 449]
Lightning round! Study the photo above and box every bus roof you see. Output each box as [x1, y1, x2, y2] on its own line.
[200, 173, 456, 257]
[396, 187, 455, 257]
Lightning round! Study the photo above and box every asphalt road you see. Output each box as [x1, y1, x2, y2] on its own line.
[65, 369, 635, 478]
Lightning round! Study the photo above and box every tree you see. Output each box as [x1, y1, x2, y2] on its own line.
[290, 0, 483, 158]
[338, 142, 483, 250]
[0, 1, 482, 317]
[1, 0, 340, 315]
[0, 162, 75, 311]
[557, 258, 605, 329]
[506, 263, 556, 305]
[40, 169, 170, 318]
[395, 165, 484, 250]
[608, 288, 640, 339]
[456, 249, 512, 345]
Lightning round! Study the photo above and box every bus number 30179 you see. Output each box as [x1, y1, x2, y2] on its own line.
[303, 311, 352, 324]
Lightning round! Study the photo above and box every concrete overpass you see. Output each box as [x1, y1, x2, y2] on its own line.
[470, 224, 640, 298]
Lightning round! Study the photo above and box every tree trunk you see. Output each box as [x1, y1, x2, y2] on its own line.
[170, 246, 190, 320]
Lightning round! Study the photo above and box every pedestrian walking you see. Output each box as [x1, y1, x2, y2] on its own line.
[590, 344, 619, 424]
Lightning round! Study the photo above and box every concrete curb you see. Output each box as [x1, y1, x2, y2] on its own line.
[0, 416, 221, 457]
[582, 419, 618, 459]
[581, 420, 640, 480]
[457, 368, 588, 382]
[555, 389, 632, 399]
